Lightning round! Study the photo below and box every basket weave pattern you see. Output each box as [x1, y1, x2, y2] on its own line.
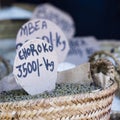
[0, 81, 117, 120]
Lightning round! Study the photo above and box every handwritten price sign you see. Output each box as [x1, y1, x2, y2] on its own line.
[65, 37, 100, 65]
[13, 39, 58, 95]
[32, 3, 75, 39]
[16, 19, 69, 63]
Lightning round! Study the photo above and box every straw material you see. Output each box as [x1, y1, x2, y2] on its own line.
[0, 80, 117, 120]
[89, 50, 120, 97]
[0, 58, 118, 120]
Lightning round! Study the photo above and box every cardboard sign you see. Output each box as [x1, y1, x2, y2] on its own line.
[13, 39, 58, 95]
[57, 63, 93, 84]
[32, 3, 75, 39]
[65, 37, 100, 65]
[16, 19, 69, 63]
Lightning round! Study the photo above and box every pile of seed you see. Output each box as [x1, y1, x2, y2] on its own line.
[0, 83, 101, 103]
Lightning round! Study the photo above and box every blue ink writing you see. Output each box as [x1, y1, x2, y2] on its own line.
[43, 57, 54, 72]
[35, 8, 73, 33]
[85, 47, 95, 55]
[68, 47, 83, 57]
[18, 43, 53, 60]
[20, 20, 47, 36]
[17, 31, 66, 52]
[16, 57, 55, 78]
[16, 59, 42, 78]
[55, 32, 66, 51]
[42, 21, 47, 29]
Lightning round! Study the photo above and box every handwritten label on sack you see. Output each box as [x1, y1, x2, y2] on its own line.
[16, 19, 69, 63]
[13, 39, 58, 95]
[32, 3, 75, 39]
[65, 37, 100, 65]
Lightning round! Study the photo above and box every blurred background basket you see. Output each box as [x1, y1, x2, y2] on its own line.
[111, 111, 120, 120]
[0, 19, 28, 39]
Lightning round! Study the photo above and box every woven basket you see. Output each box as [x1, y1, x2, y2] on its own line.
[89, 50, 120, 120]
[0, 19, 28, 39]
[0, 58, 118, 120]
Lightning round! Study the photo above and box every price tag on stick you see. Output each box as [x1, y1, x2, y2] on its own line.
[13, 39, 58, 95]
[16, 19, 69, 63]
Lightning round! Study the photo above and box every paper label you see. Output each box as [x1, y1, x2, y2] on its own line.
[65, 37, 100, 65]
[16, 19, 69, 63]
[57, 63, 93, 84]
[32, 3, 75, 39]
[13, 39, 58, 95]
